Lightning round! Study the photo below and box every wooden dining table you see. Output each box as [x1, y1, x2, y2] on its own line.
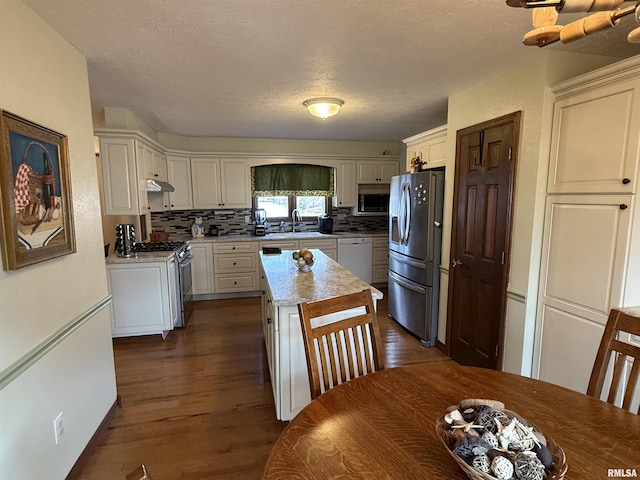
[262, 362, 640, 479]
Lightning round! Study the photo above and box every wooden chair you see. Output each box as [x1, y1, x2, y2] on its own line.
[125, 464, 154, 480]
[587, 307, 640, 414]
[298, 289, 384, 399]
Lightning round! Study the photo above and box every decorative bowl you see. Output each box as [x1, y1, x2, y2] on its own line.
[435, 401, 567, 480]
[294, 259, 314, 272]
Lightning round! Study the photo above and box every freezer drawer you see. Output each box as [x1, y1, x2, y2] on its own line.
[388, 270, 436, 346]
[389, 250, 434, 286]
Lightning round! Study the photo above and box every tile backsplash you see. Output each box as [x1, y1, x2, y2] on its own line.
[150, 208, 388, 238]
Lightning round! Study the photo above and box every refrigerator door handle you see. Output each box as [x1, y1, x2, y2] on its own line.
[389, 271, 426, 294]
[398, 183, 406, 244]
[401, 183, 411, 245]
[389, 250, 427, 270]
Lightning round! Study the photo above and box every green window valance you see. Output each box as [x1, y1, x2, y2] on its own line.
[251, 164, 334, 197]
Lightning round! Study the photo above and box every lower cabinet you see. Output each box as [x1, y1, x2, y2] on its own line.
[107, 257, 178, 338]
[213, 242, 258, 293]
[372, 236, 389, 283]
[190, 242, 213, 294]
[302, 238, 337, 261]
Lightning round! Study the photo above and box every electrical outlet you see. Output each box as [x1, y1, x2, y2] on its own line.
[53, 412, 64, 445]
[244, 215, 250, 223]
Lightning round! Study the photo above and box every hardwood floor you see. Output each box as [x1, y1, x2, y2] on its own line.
[71, 289, 452, 480]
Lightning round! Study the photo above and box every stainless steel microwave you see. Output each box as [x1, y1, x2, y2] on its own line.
[358, 193, 390, 213]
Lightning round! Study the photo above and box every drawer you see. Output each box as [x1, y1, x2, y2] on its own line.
[214, 253, 256, 273]
[302, 239, 337, 250]
[215, 273, 258, 292]
[373, 247, 389, 265]
[260, 240, 298, 250]
[322, 249, 338, 261]
[372, 265, 389, 283]
[373, 236, 389, 248]
[213, 242, 256, 254]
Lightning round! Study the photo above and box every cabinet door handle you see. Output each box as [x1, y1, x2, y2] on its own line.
[622, 178, 631, 184]
[233, 262, 237, 266]
[620, 204, 628, 210]
[267, 317, 272, 324]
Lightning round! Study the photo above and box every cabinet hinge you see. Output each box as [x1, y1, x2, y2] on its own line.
[508, 147, 513, 162]
[495, 344, 500, 358]
[501, 251, 505, 265]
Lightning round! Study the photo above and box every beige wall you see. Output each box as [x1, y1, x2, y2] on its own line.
[0, 0, 117, 477]
[441, 51, 618, 375]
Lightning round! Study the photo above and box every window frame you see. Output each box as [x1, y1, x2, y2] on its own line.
[253, 195, 332, 221]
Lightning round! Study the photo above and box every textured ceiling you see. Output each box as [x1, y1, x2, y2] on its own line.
[23, 0, 640, 141]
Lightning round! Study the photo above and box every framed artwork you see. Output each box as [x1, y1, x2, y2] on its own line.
[0, 110, 76, 270]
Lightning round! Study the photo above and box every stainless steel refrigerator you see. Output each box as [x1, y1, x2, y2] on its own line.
[388, 168, 445, 346]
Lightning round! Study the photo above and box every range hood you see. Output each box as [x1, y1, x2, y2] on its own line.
[146, 179, 175, 192]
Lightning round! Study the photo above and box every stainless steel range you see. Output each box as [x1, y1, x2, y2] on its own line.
[133, 241, 193, 327]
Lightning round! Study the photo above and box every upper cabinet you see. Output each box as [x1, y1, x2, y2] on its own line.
[334, 161, 357, 207]
[548, 78, 639, 195]
[99, 136, 149, 215]
[356, 160, 399, 184]
[166, 155, 193, 210]
[191, 157, 250, 209]
[403, 125, 447, 172]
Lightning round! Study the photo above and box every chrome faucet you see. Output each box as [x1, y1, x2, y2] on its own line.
[291, 209, 302, 233]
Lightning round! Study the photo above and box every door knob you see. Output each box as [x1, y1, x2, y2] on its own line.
[452, 259, 463, 268]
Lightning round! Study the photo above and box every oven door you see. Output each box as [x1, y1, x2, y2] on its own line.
[178, 255, 193, 327]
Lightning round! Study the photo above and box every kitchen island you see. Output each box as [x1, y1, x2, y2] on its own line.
[259, 249, 382, 420]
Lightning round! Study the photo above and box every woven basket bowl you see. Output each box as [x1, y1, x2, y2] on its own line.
[435, 405, 567, 480]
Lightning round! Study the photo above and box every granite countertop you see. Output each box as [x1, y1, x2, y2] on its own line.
[260, 249, 383, 306]
[188, 230, 388, 244]
[106, 251, 175, 264]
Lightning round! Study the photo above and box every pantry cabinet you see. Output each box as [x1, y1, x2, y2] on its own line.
[535, 58, 640, 400]
[356, 160, 398, 184]
[191, 157, 250, 209]
[166, 155, 193, 210]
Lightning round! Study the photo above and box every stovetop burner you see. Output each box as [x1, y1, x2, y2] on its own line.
[133, 241, 187, 252]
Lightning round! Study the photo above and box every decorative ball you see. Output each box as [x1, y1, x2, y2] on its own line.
[472, 454, 491, 473]
[532, 444, 554, 470]
[481, 431, 499, 449]
[491, 455, 515, 480]
[477, 409, 510, 433]
[514, 451, 545, 480]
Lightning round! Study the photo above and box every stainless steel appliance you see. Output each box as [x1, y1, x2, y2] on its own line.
[317, 214, 333, 234]
[388, 169, 445, 346]
[357, 193, 390, 214]
[133, 241, 193, 327]
[254, 208, 267, 236]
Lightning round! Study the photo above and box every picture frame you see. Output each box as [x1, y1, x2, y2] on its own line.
[0, 110, 76, 270]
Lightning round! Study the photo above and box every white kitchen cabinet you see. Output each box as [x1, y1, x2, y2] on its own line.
[403, 125, 447, 172]
[212, 242, 258, 293]
[107, 256, 177, 338]
[334, 161, 357, 207]
[190, 242, 214, 295]
[301, 238, 337, 261]
[372, 236, 389, 284]
[191, 157, 250, 209]
[535, 58, 640, 397]
[548, 78, 639, 195]
[167, 155, 193, 210]
[356, 160, 399, 184]
[99, 136, 149, 215]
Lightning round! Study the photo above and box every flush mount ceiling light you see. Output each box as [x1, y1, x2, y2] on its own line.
[303, 97, 344, 119]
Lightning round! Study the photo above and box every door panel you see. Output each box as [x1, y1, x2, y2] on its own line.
[448, 112, 520, 369]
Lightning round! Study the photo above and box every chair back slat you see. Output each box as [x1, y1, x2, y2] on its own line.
[298, 289, 384, 399]
[588, 308, 640, 414]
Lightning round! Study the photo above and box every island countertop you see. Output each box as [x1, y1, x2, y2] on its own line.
[259, 249, 382, 306]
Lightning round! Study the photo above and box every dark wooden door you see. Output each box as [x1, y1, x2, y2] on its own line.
[447, 112, 520, 369]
